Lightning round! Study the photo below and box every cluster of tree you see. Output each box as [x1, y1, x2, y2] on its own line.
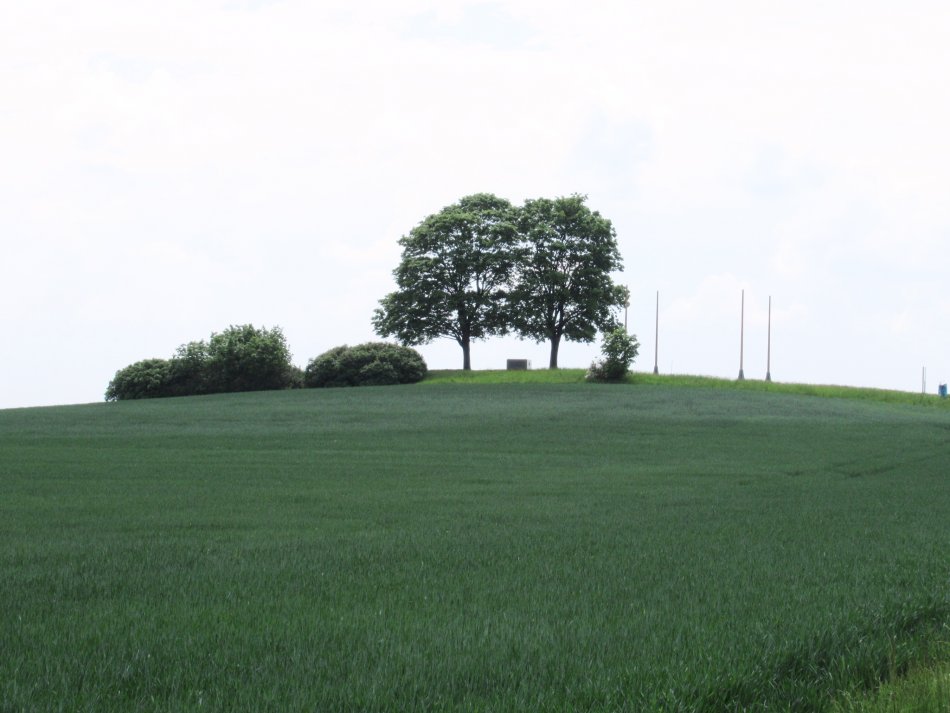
[106, 192, 625, 400]
[105, 325, 299, 401]
[305, 343, 427, 387]
[372, 193, 627, 369]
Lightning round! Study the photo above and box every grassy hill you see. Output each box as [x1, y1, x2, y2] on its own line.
[427, 368, 950, 408]
[2, 379, 949, 711]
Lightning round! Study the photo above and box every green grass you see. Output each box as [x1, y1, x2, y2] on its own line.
[833, 658, 950, 712]
[426, 369, 950, 408]
[2, 383, 950, 711]
[423, 367, 589, 384]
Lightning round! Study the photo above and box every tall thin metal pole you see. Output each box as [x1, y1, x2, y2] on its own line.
[653, 290, 659, 375]
[765, 295, 772, 382]
[738, 289, 745, 380]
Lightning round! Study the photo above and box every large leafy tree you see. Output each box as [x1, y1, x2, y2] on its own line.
[372, 193, 518, 370]
[509, 195, 625, 368]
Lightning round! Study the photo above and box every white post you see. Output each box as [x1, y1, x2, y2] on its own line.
[653, 290, 659, 375]
[738, 289, 745, 380]
[765, 296, 772, 382]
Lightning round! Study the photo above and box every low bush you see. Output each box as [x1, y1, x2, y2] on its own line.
[105, 359, 173, 401]
[587, 328, 639, 382]
[106, 325, 298, 400]
[164, 340, 212, 397]
[305, 342, 427, 388]
[205, 324, 294, 394]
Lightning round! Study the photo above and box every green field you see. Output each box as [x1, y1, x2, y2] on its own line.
[2, 379, 950, 711]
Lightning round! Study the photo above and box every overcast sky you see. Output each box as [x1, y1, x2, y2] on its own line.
[3, 1, 949, 409]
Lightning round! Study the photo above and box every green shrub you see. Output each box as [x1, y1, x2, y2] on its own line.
[305, 343, 427, 388]
[105, 359, 173, 401]
[205, 324, 294, 393]
[284, 364, 305, 389]
[586, 328, 639, 382]
[165, 340, 212, 397]
[106, 325, 298, 400]
[303, 345, 350, 388]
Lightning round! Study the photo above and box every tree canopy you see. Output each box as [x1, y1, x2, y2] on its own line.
[373, 192, 626, 370]
[509, 195, 625, 368]
[372, 193, 519, 370]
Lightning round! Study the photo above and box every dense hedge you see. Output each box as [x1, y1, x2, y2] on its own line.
[106, 325, 297, 401]
[305, 343, 427, 388]
[107, 332, 425, 401]
[104, 359, 173, 401]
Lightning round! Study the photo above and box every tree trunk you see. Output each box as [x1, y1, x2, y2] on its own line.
[461, 338, 471, 370]
[549, 334, 561, 369]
